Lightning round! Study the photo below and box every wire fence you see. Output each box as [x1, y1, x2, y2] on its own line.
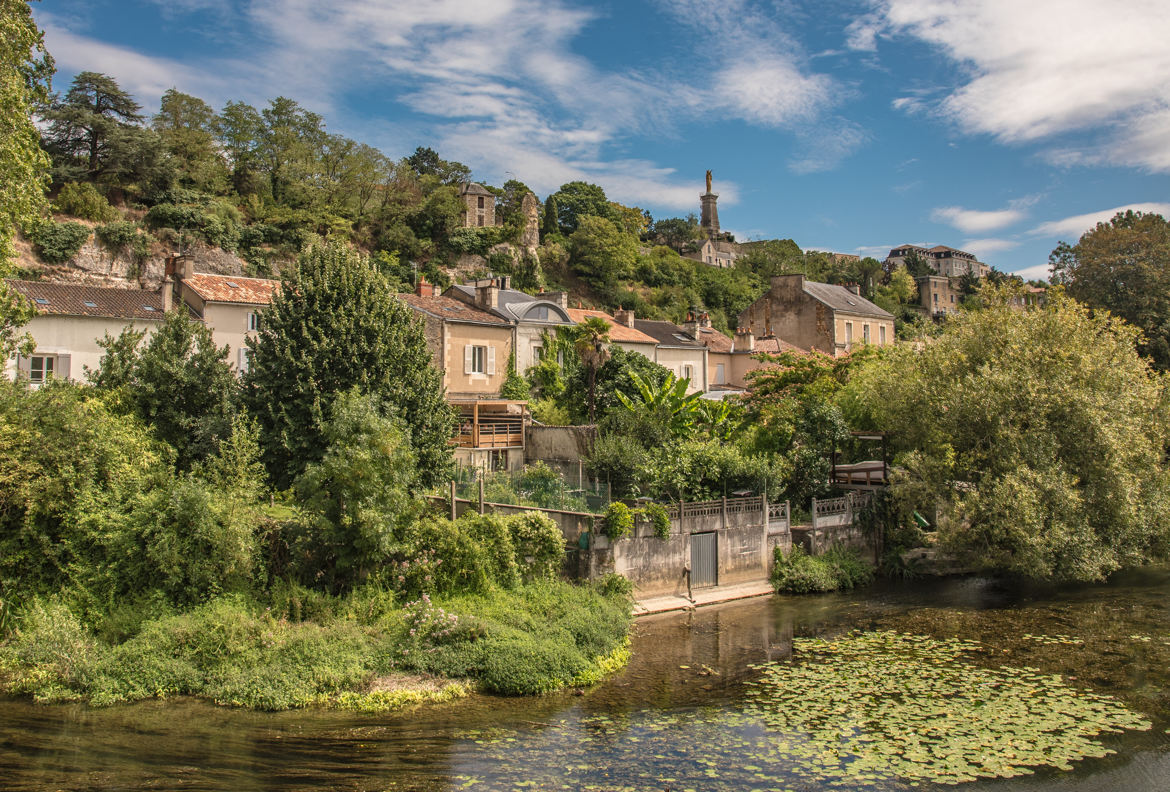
[446, 462, 612, 514]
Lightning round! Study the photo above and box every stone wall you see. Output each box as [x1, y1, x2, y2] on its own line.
[525, 424, 597, 478]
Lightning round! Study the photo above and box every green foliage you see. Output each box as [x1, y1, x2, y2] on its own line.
[843, 289, 1170, 582]
[603, 502, 633, 540]
[29, 220, 90, 264]
[563, 344, 671, 424]
[144, 195, 242, 250]
[244, 240, 454, 490]
[293, 390, 420, 592]
[569, 215, 638, 295]
[499, 349, 530, 399]
[52, 182, 117, 222]
[529, 397, 571, 425]
[94, 220, 151, 262]
[507, 512, 566, 580]
[616, 370, 703, 436]
[638, 502, 671, 539]
[1051, 210, 1170, 369]
[550, 181, 610, 234]
[90, 308, 239, 471]
[771, 545, 873, 594]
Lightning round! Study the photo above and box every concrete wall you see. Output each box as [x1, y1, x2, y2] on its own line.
[834, 312, 895, 352]
[525, 424, 596, 476]
[5, 313, 162, 382]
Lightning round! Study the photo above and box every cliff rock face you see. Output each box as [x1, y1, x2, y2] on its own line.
[520, 192, 540, 254]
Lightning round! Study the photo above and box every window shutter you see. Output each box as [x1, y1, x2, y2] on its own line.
[486, 345, 496, 375]
[464, 345, 473, 374]
[56, 354, 71, 380]
[15, 354, 31, 377]
[238, 347, 250, 374]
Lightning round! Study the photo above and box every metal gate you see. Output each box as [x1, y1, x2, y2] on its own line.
[690, 532, 718, 588]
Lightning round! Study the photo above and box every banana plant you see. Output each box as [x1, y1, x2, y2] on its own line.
[616, 369, 703, 437]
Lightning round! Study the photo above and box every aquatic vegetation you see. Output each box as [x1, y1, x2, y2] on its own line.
[1021, 633, 1084, 645]
[452, 630, 1152, 790]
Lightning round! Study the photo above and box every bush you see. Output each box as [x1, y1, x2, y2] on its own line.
[771, 545, 873, 595]
[638, 502, 671, 539]
[95, 221, 152, 261]
[30, 221, 90, 264]
[603, 502, 633, 540]
[53, 182, 117, 222]
[507, 512, 566, 580]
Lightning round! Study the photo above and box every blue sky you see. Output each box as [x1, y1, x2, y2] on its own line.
[35, 0, 1170, 280]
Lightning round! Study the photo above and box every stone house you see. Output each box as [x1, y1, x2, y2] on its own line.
[171, 257, 279, 372]
[917, 275, 962, 318]
[446, 277, 575, 373]
[566, 307, 659, 360]
[4, 280, 166, 385]
[459, 182, 496, 228]
[680, 310, 795, 389]
[886, 244, 989, 278]
[630, 317, 709, 393]
[738, 274, 895, 356]
[683, 237, 741, 269]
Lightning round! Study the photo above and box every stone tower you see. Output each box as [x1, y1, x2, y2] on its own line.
[700, 169, 720, 238]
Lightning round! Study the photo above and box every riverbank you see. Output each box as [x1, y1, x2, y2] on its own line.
[0, 579, 633, 711]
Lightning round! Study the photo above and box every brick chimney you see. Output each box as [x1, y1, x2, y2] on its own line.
[733, 326, 755, 353]
[476, 282, 500, 309]
[612, 307, 635, 327]
[539, 290, 569, 309]
[681, 306, 710, 337]
[160, 276, 174, 312]
[415, 277, 435, 298]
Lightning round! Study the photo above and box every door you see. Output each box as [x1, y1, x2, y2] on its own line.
[690, 532, 717, 588]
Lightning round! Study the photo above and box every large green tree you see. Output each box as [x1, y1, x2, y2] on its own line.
[551, 180, 611, 234]
[89, 309, 240, 471]
[569, 215, 637, 293]
[0, 0, 51, 358]
[1050, 210, 1170, 369]
[843, 288, 1170, 582]
[244, 240, 454, 489]
[152, 88, 227, 193]
[40, 71, 147, 184]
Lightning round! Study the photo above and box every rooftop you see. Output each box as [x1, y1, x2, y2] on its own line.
[802, 280, 894, 319]
[449, 283, 574, 324]
[633, 319, 706, 349]
[566, 308, 658, 344]
[7, 280, 165, 321]
[694, 325, 734, 354]
[399, 292, 509, 325]
[459, 182, 494, 196]
[183, 273, 279, 305]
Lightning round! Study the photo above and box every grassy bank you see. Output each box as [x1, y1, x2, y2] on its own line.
[771, 545, 874, 595]
[0, 578, 633, 711]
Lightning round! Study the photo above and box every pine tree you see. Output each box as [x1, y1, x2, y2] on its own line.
[542, 194, 559, 239]
[243, 241, 454, 489]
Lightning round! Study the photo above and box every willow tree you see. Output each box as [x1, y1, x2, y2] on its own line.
[842, 286, 1170, 582]
[243, 241, 454, 489]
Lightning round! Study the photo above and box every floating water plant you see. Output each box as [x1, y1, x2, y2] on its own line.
[1021, 633, 1084, 645]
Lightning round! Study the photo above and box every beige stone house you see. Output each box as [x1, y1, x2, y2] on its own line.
[459, 182, 496, 228]
[917, 275, 962, 317]
[683, 237, 741, 269]
[679, 310, 795, 389]
[447, 277, 575, 373]
[4, 280, 166, 385]
[172, 258, 279, 372]
[738, 274, 894, 357]
[886, 244, 989, 278]
[630, 317, 709, 393]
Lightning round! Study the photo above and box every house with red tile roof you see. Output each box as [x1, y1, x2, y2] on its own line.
[565, 307, 659, 360]
[172, 256, 279, 372]
[4, 279, 166, 385]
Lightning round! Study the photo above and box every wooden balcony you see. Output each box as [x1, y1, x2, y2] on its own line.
[452, 399, 527, 449]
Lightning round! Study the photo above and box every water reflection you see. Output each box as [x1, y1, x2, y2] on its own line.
[2, 570, 1170, 791]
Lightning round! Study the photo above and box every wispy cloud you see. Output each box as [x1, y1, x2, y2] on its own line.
[1009, 262, 1053, 282]
[962, 237, 1020, 257]
[877, 0, 1170, 172]
[932, 196, 1040, 233]
[1030, 202, 1170, 239]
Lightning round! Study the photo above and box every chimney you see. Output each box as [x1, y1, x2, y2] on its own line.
[497, 274, 511, 290]
[168, 253, 193, 281]
[681, 307, 700, 338]
[160, 276, 174, 312]
[698, 310, 712, 330]
[844, 282, 861, 296]
[476, 282, 500, 309]
[539, 290, 569, 309]
[415, 277, 435, 298]
[734, 326, 755, 353]
[613, 307, 635, 327]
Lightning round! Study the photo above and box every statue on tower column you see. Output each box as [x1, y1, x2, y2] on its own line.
[705, 169, 712, 194]
[700, 170, 720, 237]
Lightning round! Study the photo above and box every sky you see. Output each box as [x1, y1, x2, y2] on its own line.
[33, 0, 1170, 281]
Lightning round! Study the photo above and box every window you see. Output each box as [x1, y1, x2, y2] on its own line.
[863, 324, 870, 343]
[845, 322, 853, 346]
[477, 214, 485, 227]
[477, 196, 485, 209]
[238, 346, 250, 374]
[880, 325, 887, 344]
[464, 344, 495, 375]
[247, 312, 260, 331]
[682, 365, 693, 382]
[29, 355, 55, 384]
[715, 363, 725, 384]
[471, 345, 486, 374]
[933, 293, 938, 304]
[533, 345, 543, 362]
[950, 294, 955, 304]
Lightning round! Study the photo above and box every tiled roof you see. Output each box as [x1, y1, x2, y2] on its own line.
[460, 182, 494, 196]
[448, 284, 573, 324]
[633, 319, 706, 349]
[183, 273, 279, 305]
[754, 336, 804, 354]
[399, 293, 509, 325]
[802, 281, 893, 319]
[566, 308, 658, 344]
[7, 280, 165, 321]
[694, 325, 734, 354]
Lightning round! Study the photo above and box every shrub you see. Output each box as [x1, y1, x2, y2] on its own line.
[639, 502, 671, 539]
[390, 516, 497, 597]
[461, 513, 521, 589]
[95, 221, 152, 261]
[771, 544, 873, 595]
[53, 182, 117, 222]
[603, 502, 633, 540]
[30, 221, 90, 263]
[508, 512, 566, 580]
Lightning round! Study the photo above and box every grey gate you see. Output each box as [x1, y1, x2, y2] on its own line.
[690, 532, 718, 588]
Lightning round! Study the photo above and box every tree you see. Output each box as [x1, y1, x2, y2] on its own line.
[40, 71, 145, 184]
[243, 240, 454, 489]
[569, 215, 638, 293]
[1050, 210, 1170, 369]
[551, 180, 611, 234]
[0, 0, 51, 359]
[843, 288, 1170, 582]
[90, 309, 240, 471]
[257, 96, 324, 205]
[563, 344, 670, 422]
[615, 370, 703, 437]
[218, 100, 264, 195]
[649, 216, 703, 251]
[572, 316, 610, 423]
[405, 146, 471, 186]
[152, 88, 227, 193]
[541, 194, 559, 239]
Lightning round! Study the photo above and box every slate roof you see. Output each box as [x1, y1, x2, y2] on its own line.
[459, 182, 494, 196]
[694, 325, 734, 354]
[802, 281, 893, 319]
[632, 319, 706, 349]
[448, 284, 574, 324]
[182, 273, 279, 305]
[399, 293, 509, 325]
[565, 308, 658, 344]
[7, 280, 165, 321]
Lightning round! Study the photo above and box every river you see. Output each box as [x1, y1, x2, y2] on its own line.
[4, 570, 1170, 791]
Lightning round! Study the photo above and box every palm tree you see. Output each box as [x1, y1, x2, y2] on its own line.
[573, 316, 610, 423]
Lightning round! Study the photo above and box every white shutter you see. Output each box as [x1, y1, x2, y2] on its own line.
[15, 354, 30, 378]
[56, 354, 71, 380]
[464, 344, 473, 374]
[238, 347, 250, 374]
[486, 345, 496, 375]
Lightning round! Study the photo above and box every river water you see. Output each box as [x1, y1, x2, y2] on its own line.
[4, 570, 1170, 791]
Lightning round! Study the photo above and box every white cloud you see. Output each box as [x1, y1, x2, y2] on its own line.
[789, 120, 869, 173]
[845, 14, 883, 51]
[932, 206, 1024, 234]
[1009, 263, 1054, 282]
[1030, 203, 1170, 238]
[879, 0, 1170, 171]
[961, 237, 1020, 257]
